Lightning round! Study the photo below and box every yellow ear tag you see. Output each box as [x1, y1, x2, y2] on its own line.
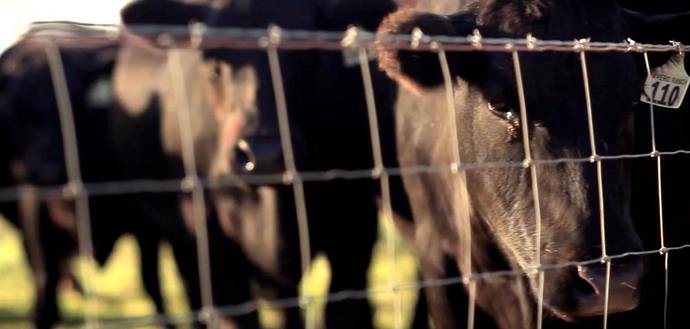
[641, 53, 690, 109]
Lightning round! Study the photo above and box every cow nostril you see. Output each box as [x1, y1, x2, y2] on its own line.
[568, 261, 643, 318]
[575, 265, 600, 297]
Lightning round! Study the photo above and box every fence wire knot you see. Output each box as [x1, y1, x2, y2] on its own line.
[469, 29, 483, 49]
[411, 27, 424, 49]
[181, 176, 201, 192]
[259, 24, 283, 48]
[574, 38, 591, 51]
[282, 171, 295, 185]
[371, 167, 383, 179]
[198, 306, 218, 325]
[450, 162, 460, 173]
[626, 38, 642, 52]
[526, 33, 537, 50]
[341, 26, 361, 49]
[189, 22, 207, 49]
[156, 33, 174, 48]
[62, 182, 85, 199]
[300, 295, 315, 308]
[671, 40, 685, 55]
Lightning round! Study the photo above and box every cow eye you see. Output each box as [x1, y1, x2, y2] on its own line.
[488, 102, 521, 139]
[488, 102, 517, 122]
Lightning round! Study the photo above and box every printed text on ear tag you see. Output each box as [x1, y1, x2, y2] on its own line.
[641, 53, 690, 109]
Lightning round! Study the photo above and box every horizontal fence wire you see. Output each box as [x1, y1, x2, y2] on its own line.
[15, 21, 690, 53]
[0, 151, 688, 203]
[5, 21, 690, 328]
[38, 244, 690, 329]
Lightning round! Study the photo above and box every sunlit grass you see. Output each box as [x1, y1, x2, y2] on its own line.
[0, 218, 33, 329]
[0, 215, 420, 329]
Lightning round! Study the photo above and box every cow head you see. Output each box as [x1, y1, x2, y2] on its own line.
[377, 0, 690, 324]
[118, 0, 397, 276]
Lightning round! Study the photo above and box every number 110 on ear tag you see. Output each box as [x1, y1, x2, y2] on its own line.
[641, 53, 690, 109]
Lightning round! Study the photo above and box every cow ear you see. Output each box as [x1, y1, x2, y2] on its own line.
[376, 9, 487, 94]
[121, 0, 211, 27]
[622, 9, 690, 46]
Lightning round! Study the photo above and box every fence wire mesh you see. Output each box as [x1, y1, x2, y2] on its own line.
[1, 21, 689, 329]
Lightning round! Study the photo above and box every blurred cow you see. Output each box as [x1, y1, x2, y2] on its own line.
[0, 23, 255, 329]
[0, 28, 163, 329]
[116, 0, 408, 328]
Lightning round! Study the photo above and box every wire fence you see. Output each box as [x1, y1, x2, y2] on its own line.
[2, 21, 690, 329]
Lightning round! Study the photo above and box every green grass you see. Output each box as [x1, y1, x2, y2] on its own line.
[0, 215, 420, 329]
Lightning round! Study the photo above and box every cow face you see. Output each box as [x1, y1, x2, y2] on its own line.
[119, 0, 398, 277]
[117, 0, 313, 277]
[375, 0, 685, 322]
[114, 38, 267, 244]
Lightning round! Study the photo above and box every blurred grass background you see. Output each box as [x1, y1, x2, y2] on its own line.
[0, 215, 420, 329]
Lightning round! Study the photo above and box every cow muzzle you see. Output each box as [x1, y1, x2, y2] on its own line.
[568, 258, 643, 319]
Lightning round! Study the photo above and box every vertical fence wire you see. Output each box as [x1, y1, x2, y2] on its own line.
[264, 26, 315, 329]
[165, 46, 216, 325]
[436, 45, 477, 329]
[44, 39, 98, 328]
[643, 51, 669, 329]
[355, 42, 404, 329]
[578, 49, 611, 329]
[511, 50, 545, 329]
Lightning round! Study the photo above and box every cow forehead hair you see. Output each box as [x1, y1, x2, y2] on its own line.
[471, 0, 620, 35]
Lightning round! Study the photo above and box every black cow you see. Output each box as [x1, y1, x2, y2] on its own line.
[116, 0, 404, 328]
[0, 24, 238, 329]
[376, 1, 690, 328]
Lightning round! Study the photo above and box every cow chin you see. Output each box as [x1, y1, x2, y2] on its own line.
[496, 191, 644, 322]
[546, 292, 641, 323]
[502, 228, 643, 322]
[215, 194, 241, 240]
